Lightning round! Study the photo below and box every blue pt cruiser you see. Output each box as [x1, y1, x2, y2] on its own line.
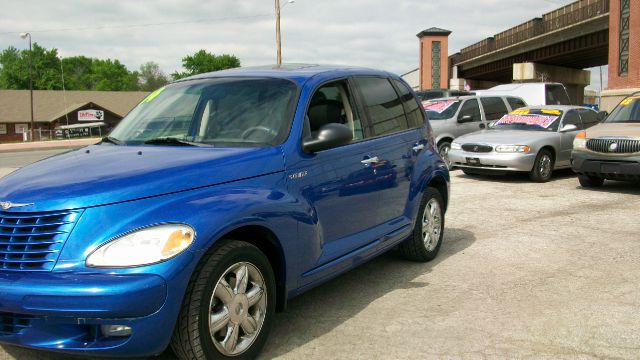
[0, 65, 449, 359]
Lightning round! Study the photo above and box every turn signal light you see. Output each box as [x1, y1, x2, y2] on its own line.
[575, 131, 586, 139]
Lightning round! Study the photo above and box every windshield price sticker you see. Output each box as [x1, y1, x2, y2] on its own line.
[142, 87, 166, 104]
[423, 100, 456, 113]
[540, 109, 562, 115]
[621, 96, 640, 106]
[511, 109, 530, 115]
[496, 114, 559, 128]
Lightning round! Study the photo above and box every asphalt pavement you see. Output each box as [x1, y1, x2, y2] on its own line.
[1, 152, 640, 359]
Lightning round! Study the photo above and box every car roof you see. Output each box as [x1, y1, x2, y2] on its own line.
[426, 95, 520, 101]
[175, 64, 392, 84]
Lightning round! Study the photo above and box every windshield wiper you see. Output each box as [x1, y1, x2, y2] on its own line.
[100, 136, 122, 145]
[143, 137, 202, 147]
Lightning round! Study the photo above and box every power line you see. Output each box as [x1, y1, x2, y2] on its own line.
[0, 13, 273, 36]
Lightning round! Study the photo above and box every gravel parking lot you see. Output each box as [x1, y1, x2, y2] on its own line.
[1, 166, 639, 359]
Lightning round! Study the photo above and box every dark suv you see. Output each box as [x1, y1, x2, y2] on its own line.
[0, 64, 449, 359]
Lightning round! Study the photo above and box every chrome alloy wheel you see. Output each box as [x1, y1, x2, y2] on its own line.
[209, 262, 267, 356]
[539, 154, 552, 179]
[439, 145, 451, 168]
[422, 198, 442, 251]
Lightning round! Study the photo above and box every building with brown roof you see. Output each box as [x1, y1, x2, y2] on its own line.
[0, 90, 149, 142]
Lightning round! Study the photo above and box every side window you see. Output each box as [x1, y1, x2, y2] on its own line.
[562, 110, 583, 130]
[306, 81, 363, 141]
[393, 79, 425, 128]
[546, 85, 571, 105]
[480, 97, 509, 120]
[578, 109, 599, 128]
[353, 77, 408, 137]
[458, 99, 481, 122]
[507, 97, 527, 110]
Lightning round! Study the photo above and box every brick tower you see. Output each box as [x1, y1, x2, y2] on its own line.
[417, 27, 451, 91]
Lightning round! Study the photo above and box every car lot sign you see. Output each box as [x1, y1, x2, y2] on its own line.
[78, 109, 104, 121]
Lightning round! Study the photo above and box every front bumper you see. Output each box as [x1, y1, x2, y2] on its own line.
[572, 150, 640, 180]
[0, 272, 176, 357]
[449, 149, 536, 172]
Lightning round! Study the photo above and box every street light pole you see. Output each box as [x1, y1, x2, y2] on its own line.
[275, 0, 282, 65]
[275, 0, 294, 66]
[20, 32, 34, 142]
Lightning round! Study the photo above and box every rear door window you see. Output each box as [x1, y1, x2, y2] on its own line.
[393, 79, 425, 128]
[353, 77, 409, 137]
[578, 109, 599, 128]
[507, 97, 527, 110]
[480, 97, 509, 120]
[562, 109, 583, 130]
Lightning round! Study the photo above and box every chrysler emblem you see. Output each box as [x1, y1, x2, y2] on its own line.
[609, 143, 618, 152]
[0, 201, 33, 210]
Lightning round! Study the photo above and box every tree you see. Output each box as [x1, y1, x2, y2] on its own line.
[91, 59, 139, 91]
[0, 43, 141, 91]
[138, 61, 169, 91]
[172, 50, 240, 80]
[0, 43, 63, 90]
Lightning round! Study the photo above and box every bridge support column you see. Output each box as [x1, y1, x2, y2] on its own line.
[513, 62, 590, 105]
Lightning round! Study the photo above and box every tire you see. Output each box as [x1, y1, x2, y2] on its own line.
[171, 241, 276, 360]
[399, 187, 445, 262]
[578, 174, 604, 188]
[438, 141, 451, 168]
[529, 149, 554, 182]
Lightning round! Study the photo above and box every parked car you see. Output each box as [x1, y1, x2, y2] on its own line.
[475, 82, 571, 106]
[423, 95, 527, 166]
[0, 65, 449, 359]
[416, 88, 473, 101]
[448, 105, 599, 182]
[572, 93, 640, 187]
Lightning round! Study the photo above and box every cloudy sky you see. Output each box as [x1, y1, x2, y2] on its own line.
[0, 0, 607, 89]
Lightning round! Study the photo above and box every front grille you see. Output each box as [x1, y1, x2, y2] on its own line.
[586, 138, 640, 154]
[462, 144, 493, 153]
[0, 210, 81, 272]
[0, 312, 34, 336]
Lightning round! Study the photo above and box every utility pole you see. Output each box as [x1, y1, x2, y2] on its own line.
[275, 0, 282, 65]
[20, 32, 35, 141]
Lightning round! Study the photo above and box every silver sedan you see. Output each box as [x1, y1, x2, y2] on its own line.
[448, 105, 598, 182]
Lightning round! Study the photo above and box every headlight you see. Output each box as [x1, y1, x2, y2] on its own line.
[451, 142, 462, 150]
[86, 224, 195, 268]
[573, 131, 587, 150]
[495, 145, 530, 153]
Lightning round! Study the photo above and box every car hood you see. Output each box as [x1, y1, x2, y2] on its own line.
[0, 145, 284, 212]
[586, 122, 640, 138]
[454, 129, 556, 145]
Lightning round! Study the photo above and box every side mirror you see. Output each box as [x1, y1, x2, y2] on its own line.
[559, 124, 578, 133]
[303, 123, 353, 153]
[458, 115, 473, 123]
[597, 111, 608, 122]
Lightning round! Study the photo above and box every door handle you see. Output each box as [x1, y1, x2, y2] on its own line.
[360, 156, 379, 165]
[412, 144, 425, 152]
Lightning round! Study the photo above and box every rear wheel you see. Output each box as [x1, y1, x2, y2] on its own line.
[171, 241, 275, 360]
[578, 175, 605, 188]
[399, 188, 444, 262]
[529, 149, 554, 182]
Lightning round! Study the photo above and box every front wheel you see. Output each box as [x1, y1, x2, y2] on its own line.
[171, 241, 276, 360]
[438, 142, 452, 168]
[399, 188, 445, 262]
[529, 149, 554, 182]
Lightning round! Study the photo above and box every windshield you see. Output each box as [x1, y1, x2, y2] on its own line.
[422, 100, 461, 120]
[492, 108, 563, 131]
[606, 96, 640, 123]
[108, 77, 298, 146]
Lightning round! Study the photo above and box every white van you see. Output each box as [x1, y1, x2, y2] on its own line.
[474, 82, 571, 106]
